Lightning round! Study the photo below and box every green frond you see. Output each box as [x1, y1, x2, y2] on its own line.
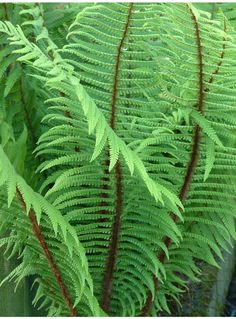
[0, 145, 101, 316]
[0, 2, 236, 317]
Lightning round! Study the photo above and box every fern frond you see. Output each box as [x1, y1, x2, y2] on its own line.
[1, 3, 236, 317]
[0, 145, 102, 316]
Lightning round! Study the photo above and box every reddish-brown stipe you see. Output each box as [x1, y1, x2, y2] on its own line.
[142, 5, 205, 316]
[101, 3, 134, 313]
[16, 188, 77, 316]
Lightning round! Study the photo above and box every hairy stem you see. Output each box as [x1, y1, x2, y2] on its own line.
[184, 19, 227, 234]
[168, 19, 228, 315]
[142, 5, 205, 316]
[208, 20, 226, 85]
[101, 3, 133, 313]
[109, 3, 133, 131]
[16, 188, 77, 317]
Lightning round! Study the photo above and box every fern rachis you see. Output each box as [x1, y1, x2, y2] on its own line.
[142, 5, 205, 314]
[101, 3, 133, 312]
[16, 188, 77, 316]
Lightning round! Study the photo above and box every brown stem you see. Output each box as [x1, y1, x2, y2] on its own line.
[208, 20, 226, 85]
[184, 19, 227, 234]
[179, 125, 201, 202]
[101, 162, 123, 312]
[110, 3, 133, 131]
[16, 188, 77, 317]
[101, 3, 133, 313]
[142, 5, 205, 316]
[165, 17, 228, 315]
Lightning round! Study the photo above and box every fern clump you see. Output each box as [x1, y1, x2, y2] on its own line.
[0, 2, 236, 317]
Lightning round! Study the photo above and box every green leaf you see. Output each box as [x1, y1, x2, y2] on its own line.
[204, 137, 215, 181]
[191, 110, 223, 147]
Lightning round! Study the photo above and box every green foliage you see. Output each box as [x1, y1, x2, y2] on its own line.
[0, 2, 236, 317]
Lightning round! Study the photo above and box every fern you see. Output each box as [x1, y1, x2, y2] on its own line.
[0, 2, 236, 317]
